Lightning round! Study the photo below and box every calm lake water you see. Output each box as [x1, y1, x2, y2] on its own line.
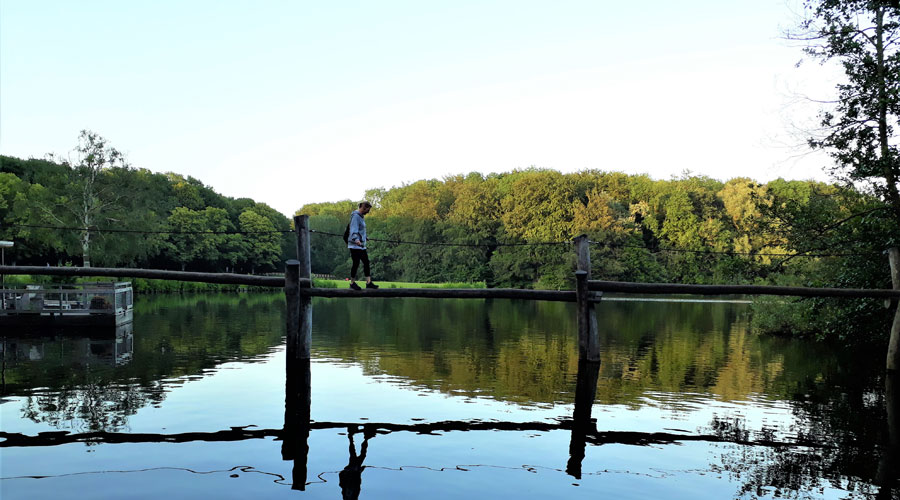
[1, 292, 897, 499]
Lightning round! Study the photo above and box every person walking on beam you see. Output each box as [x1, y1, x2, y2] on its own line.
[347, 201, 379, 291]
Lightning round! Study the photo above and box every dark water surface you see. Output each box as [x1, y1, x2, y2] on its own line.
[1, 292, 897, 499]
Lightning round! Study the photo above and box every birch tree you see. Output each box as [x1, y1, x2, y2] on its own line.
[45, 130, 129, 267]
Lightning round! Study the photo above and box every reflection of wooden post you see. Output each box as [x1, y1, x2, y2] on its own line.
[567, 360, 601, 479]
[887, 248, 900, 371]
[876, 371, 899, 496]
[282, 359, 311, 491]
[574, 235, 599, 362]
[293, 215, 312, 360]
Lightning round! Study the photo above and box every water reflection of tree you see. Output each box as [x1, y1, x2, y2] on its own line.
[6, 293, 285, 433]
[20, 380, 165, 434]
[704, 361, 894, 498]
[312, 297, 860, 410]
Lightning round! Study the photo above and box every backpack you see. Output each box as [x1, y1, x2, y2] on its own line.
[342, 223, 350, 243]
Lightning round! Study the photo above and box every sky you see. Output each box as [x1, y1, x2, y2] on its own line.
[1, 0, 839, 217]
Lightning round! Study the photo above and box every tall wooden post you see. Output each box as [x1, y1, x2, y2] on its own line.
[293, 215, 312, 360]
[294, 215, 312, 278]
[887, 248, 900, 371]
[285, 260, 302, 362]
[284, 217, 313, 489]
[574, 235, 600, 362]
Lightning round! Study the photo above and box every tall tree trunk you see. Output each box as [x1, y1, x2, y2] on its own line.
[80, 168, 96, 268]
[81, 210, 92, 268]
[81, 230, 91, 268]
[875, 7, 900, 225]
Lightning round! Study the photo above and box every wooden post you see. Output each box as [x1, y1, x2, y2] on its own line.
[574, 234, 591, 275]
[888, 248, 900, 371]
[574, 235, 600, 362]
[294, 215, 313, 359]
[294, 215, 311, 277]
[292, 215, 313, 360]
[298, 293, 312, 360]
[285, 260, 301, 362]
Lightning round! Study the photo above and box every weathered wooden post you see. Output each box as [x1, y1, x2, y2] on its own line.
[285, 260, 302, 361]
[294, 215, 312, 276]
[887, 248, 900, 371]
[574, 235, 600, 362]
[293, 215, 312, 359]
[283, 214, 313, 490]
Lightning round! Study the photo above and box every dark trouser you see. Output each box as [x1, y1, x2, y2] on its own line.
[350, 248, 370, 279]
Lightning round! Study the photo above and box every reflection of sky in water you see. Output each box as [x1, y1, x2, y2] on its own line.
[1, 294, 893, 498]
[0, 345, 871, 500]
[1, 346, 802, 439]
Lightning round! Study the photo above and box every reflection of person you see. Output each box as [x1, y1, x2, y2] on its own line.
[348, 202, 378, 290]
[339, 426, 375, 500]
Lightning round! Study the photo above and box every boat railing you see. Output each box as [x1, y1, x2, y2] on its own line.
[0, 282, 133, 316]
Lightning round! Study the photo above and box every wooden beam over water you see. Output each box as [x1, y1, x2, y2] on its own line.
[588, 280, 900, 299]
[4, 265, 899, 300]
[299, 287, 577, 302]
[0, 265, 286, 287]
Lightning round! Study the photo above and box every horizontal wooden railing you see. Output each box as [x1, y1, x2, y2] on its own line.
[588, 280, 900, 299]
[3, 265, 898, 299]
[3, 222, 899, 370]
[0, 265, 288, 288]
[300, 287, 578, 301]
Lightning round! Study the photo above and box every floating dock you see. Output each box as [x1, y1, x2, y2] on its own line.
[0, 282, 134, 328]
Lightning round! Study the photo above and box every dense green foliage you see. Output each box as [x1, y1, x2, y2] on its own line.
[299, 172, 891, 279]
[0, 151, 293, 273]
[300, 170, 898, 343]
[2, 133, 897, 343]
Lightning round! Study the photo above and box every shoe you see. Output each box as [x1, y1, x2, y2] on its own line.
[366, 282, 379, 289]
[349, 282, 362, 291]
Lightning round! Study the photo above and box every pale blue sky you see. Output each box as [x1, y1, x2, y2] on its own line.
[1, 0, 834, 216]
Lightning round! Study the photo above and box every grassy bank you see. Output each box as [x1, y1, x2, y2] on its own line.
[314, 279, 486, 289]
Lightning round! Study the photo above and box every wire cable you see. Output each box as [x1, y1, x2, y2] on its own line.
[309, 229, 570, 247]
[6, 223, 291, 235]
[588, 240, 880, 258]
[4, 224, 884, 258]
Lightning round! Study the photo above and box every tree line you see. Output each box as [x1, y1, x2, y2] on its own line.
[299, 168, 896, 342]
[301, 169, 893, 286]
[0, 132, 293, 273]
[1, 136, 896, 341]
